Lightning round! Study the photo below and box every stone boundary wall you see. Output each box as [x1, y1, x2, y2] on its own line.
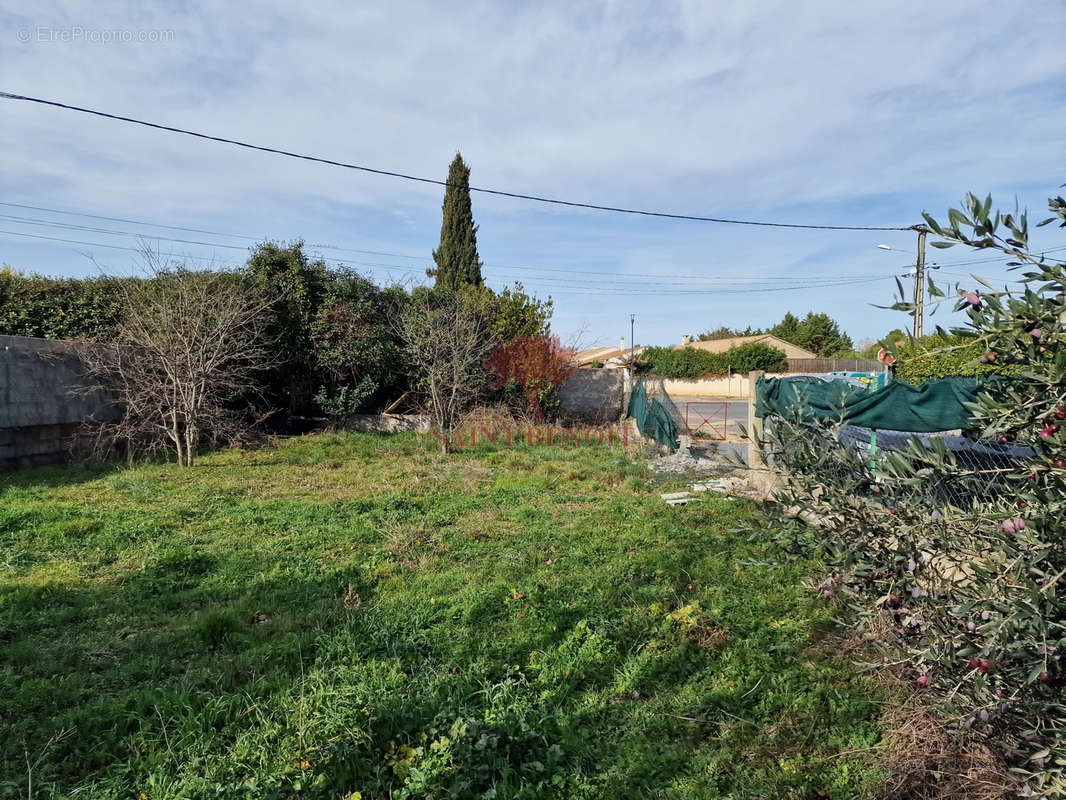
[0, 335, 117, 470]
[346, 414, 430, 433]
[559, 369, 625, 421]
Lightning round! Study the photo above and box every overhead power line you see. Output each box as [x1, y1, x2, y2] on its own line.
[0, 228, 902, 296]
[0, 206, 913, 284]
[0, 224, 895, 290]
[0, 91, 912, 232]
[3, 200, 1044, 287]
[0, 201, 267, 241]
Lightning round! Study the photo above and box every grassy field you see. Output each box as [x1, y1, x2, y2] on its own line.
[0, 433, 885, 799]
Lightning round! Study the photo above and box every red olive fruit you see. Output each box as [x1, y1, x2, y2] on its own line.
[965, 291, 981, 306]
[916, 675, 930, 687]
[1054, 459, 1066, 469]
[1056, 406, 1066, 420]
[1039, 672, 1053, 683]
[1001, 519, 1017, 535]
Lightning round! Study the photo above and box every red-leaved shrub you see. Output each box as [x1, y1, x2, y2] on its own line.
[485, 334, 576, 421]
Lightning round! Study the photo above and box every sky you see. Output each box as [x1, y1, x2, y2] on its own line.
[2, 1, 1065, 350]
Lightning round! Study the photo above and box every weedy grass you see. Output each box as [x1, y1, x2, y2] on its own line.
[1, 433, 885, 799]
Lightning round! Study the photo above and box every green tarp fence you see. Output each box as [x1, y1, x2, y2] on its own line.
[627, 379, 679, 451]
[756, 375, 982, 432]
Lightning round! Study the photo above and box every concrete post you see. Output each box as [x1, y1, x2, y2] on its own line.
[747, 370, 764, 471]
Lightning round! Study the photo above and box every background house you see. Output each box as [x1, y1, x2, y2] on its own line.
[573, 341, 647, 368]
[674, 334, 818, 360]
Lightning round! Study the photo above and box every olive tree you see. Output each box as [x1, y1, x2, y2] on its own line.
[758, 190, 1066, 796]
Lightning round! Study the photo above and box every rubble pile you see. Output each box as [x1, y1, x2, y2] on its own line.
[647, 450, 719, 473]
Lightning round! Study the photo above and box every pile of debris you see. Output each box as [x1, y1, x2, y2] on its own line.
[647, 450, 720, 474]
[659, 477, 765, 505]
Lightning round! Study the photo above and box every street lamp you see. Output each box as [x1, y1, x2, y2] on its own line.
[876, 229, 931, 337]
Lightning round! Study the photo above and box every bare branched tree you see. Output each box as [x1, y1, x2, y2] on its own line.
[396, 290, 494, 453]
[79, 252, 275, 466]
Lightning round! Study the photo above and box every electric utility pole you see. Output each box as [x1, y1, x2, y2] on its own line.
[630, 314, 636, 360]
[912, 225, 928, 339]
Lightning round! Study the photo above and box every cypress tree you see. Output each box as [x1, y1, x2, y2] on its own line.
[429, 153, 484, 290]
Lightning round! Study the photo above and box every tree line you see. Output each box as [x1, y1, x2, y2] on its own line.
[697, 311, 854, 357]
[0, 153, 578, 461]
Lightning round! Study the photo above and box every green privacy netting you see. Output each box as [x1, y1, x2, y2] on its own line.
[755, 375, 983, 432]
[627, 379, 679, 451]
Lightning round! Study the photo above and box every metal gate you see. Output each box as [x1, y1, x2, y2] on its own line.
[685, 401, 728, 440]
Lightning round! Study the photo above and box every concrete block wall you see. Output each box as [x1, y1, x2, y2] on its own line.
[0, 335, 117, 470]
[0, 422, 85, 470]
[661, 375, 751, 398]
[559, 369, 625, 422]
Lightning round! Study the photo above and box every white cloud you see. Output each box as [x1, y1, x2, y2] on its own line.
[1, 0, 1064, 342]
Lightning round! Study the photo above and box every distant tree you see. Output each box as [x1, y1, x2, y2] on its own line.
[859, 327, 909, 359]
[697, 325, 763, 341]
[796, 312, 853, 356]
[769, 312, 802, 345]
[698, 326, 734, 341]
[770, 311, 852, 356]
[397, 289, 494, 453]
[428, 153, 484, 291]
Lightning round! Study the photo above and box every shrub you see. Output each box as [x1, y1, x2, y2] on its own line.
[485, 334, 576, 420]
[310, 269, 408, 420]
[720, 341, 788, 373]
[79, 262, 275, 467]
[894, 332, 1023, 384]
[640, 346, 718, 378]
[760, 191, 1066, 797]
[245, 241, 331, 415]
[460, 282, 554, 345]
[641, 342, 786, 379]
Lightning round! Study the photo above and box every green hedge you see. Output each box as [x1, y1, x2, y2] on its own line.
[894, 334, 1022, 384]
[0, 269, 128, 340]
[641, 342, 787, 379]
